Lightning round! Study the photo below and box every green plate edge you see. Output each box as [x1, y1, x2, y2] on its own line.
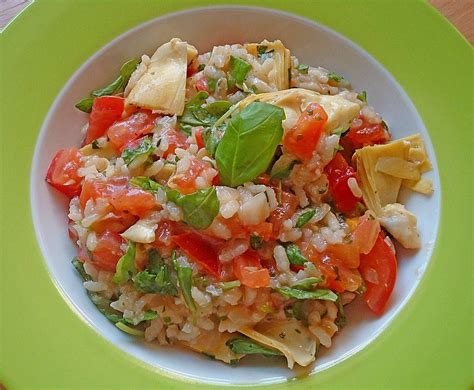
[0, 0, 472, 388]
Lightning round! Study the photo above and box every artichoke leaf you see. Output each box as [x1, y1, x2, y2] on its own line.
[378, 203, 421, 249]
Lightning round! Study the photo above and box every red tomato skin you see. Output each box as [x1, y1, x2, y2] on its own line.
[346, 115, 390, 149]
[91, 211, 138, 234]
[195, 77, 209, 92]
[283, 103, 328, 162]
[194, 127, 205, 149]
[172, 232, 222, 278]
[79, 176, 129, 209]
[232, 250, 270, 288]
[107, 110, 157, 152]
[110, 187, 156, 217]
[359, 233, 397, 315]
[91, 230, 125, 271]
[84, 96, 125, 145]
[169, 157, 209, 194]
[46, 147, 83, 197]
[270, 191, 298, 238]
[161, 128, 188, 158]
[324, 152, 361, 214]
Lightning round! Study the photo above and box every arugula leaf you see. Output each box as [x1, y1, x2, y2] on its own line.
[226, 337, 283, 356]
[228, 56, 252, 89]
[297, 63, 309, 74]
[357, 90, 367, 102]
[274, 287, 338, 301]
[112, 241, 136, 284]
[285, 244, 307, 266]
[291, 277, 323, 290]
[295, 209, 316, 228]
[129, 176, 161, 192]
[121, 137, 153, 166]
[216, 102, 285, 187]
[328, 72, 343, 82]
[172, 252, 197, 313]
[75, 58, 139, 112]
[250, 234, 263, 249]
[220, 280, 241, 290]
[270, 155, 299, 180]
[166, 187, 219, 230]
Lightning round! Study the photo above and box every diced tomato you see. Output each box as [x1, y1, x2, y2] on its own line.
[324, 152, 361, 214]
[91, 211, 138, 234]
[246, 222, 273, 241]
[79, 176, 128, 209]
[194, 127, 205, 149]
[46, 147, 83, 197]
[195, 77, 209, 92]
[346, 115, 390, 149]
[152, 221, 181, 250]
[161, 128, 188, 158]
[91, 230, 125, 272]
[169, 157, 209, 194]
[107, 110, 157, 152]
[110, 187, 156, 217]
[326, 239, 360, 268]
[359, 232, 397, 315]
[270, 190, 298, 238]
[318, 255, 362, 293]
[84, 96, 125, 145]
[187, 63, 198, 78]
[255, 173, 271, 185]
[233, 250, 270, 288]
[353, 213, 381, 254]
[283, 103, 328, 162]
[172, 232, 222, 278]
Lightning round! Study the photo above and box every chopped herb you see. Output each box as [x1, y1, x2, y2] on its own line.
[295, 209, 316, 228]
[285, 244, 307, 266]
[202, 352, 215, 360]
[260, 49, 274, 61]
[334, 144, 344, 152]
[197, 64, 206, 71]
[270, 155, 299, 180]
[297, 63, 309, 74]
[291, 277, 324, 290]
[91, 140, 100, 149]
[207, 78, 217, 93]
[257, 45, 268, 56]
[332, 126, 350, 136]
[172, 252, 197, 313]
[115, 321, 144, 337]
[274, 287, 338, 301]
[328, 72, 343, 82]
[163, 316, 171, 324]
[357, 90, 367, 102]
[121, 137, 153, 166]
[220, 280, 241, 290]
[250, 234, 263, 249]
[112, 241, 136, 284]
[227, 56, 252, 90]
[226, 337, 283, 356]
[129, 176, 161, 192]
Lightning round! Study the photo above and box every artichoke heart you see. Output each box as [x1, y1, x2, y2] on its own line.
[245, 40, 291, 90]
[126, 38, 198, 115]
[236, 88, 360, 133]
[180, 330, 244, 364]
[379, 203, 421, 249]
[239, 318, 317, 368]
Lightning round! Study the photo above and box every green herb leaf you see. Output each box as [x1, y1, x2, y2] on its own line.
[270, 154, 299, 180]
[172, 253, 197, 313]
[121, 137, 154, 166]
[197, 64, 206, 71]
[297, 63, 309, 74]
[274, 287, 338, 301]
[228, 56, 252, 89]
[91, 76, 124, 98]
[295, 209, 316, 228]
[143, 310, 158, 321]
[205, 101, 232, 117]
[220, 280, 241, 290]
[72, 257, 91, 282]
[133, 250, 177, 295]
[257, 45, 268, 56]
[332, 126, 350, 136]
[284, 301, 305, 322]
[207, 78, 217, 93]
[75, 97, 95, 113]
[250, 234, 263, 249]
[115, 321, 145, 336]
[335, 298, 347, 328]
[357, 90, 367, 102]
[129, 176, 161, 192]
[291, 277, 323, 290]
[202, 124, 225, 158]
[226, 337, 283, 356]
[112, 241, 136, 284]
[285, 244, 307, 266]
[328, 72, 343, 82]
[216, 102, 285, 187]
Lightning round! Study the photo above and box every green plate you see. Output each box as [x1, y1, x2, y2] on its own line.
[0, 0, 471, 388]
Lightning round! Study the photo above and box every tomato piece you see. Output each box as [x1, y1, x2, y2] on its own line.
[270, 190, 298, 238]
[79, 176, 128, 209]
[169, 157, 209, 194]
[347, 115, 390, 149]
[324, 152, 361, 214]
[353, 213, 381, 254]
[172, 232, 222, 278]
[161, 128, 188, 158]
[91, 211, 138, 234]
[283, 103, 328, 162]
[233, 251, 270, 288]
[195, 77, 209, 92]
[46, 147, 83, 197]
[194, 127, 205, 149]
[84, 96, 124, 145]
[326, 240, 360, 268]
[255, 173, 271, 185]
[152, 221, 181, 250]
[246, 222, 273, 241]
[187, 63, 198, 78]
[91, 230, 125, 271]
[107, 110, 157, 152]
[359, 233, 397, 315]
[110, 187, 156, 217]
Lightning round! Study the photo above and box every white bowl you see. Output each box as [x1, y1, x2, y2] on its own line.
[31, 6, 440, 386]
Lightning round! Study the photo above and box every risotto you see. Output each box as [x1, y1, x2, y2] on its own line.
[46, 38, 433, 368]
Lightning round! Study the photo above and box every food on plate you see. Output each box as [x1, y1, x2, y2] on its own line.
[46, 38, 433, 368]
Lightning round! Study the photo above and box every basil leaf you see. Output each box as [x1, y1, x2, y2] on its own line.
[220, 280, 241, 290]
[270, 154, 298, 180]
[172, 253, 197, 313]
[295, 209, 316, 228]
[328, 72, 343, 82]
[228, 56, 252, 89]
[133, 249, 177, 295]
[207, 78, 217, 93]
[198, 64, 206, 71]
[121, 137, 153, 166]
[285, 244, 307, 266]
[75, 58, 139, 113]
[274, 287, 337, 301]
[112, 241, 136, 284]
[297, 63, 309, 74]
[357, 90, 367, 102]
[203, 124, 225, 158]
[291, 277, 323, 290]
[257, 45, 268, 56]
[129, 176, 161, 192]
[284, 300, 305, 321]
[166, 187, 219, 230]
[216, 102, 285, 187]
[179, 91, 209, 128]
[250, 234, 263, 249]
[205, 101, 232, 117]
[226, 337, 283, 356]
